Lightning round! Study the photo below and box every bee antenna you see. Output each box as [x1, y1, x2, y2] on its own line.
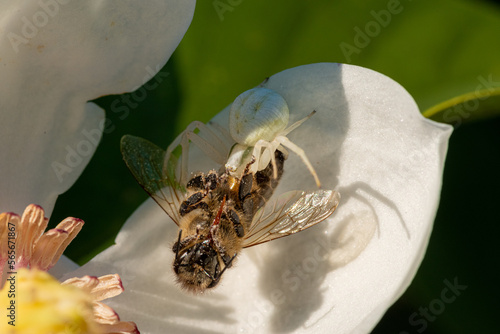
[174, 229, 182, 264]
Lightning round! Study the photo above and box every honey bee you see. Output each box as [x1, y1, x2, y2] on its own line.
[121, 134, 340, 293]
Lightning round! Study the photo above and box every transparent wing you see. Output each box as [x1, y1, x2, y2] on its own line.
[120, 135, 185, 226]
[242, 190, 340, 247]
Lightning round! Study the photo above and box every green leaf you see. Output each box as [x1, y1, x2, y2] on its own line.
[423, 87, 500, 126]
[174, 0, 500, 127]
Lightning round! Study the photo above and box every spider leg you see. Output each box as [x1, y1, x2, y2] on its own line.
[258, 77, 270, 87]
[243, 155, 256, 175]
[209, 121, 234, 147]
[252, 139, 280, 179]
[282, 110, 316, 136]
[165, 121, 230, 185]
[275, 135, 321, 188]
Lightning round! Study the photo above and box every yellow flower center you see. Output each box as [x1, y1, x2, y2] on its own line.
[0, 268, 101, 334]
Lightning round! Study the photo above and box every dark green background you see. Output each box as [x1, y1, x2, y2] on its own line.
[50, 0, 500, 333]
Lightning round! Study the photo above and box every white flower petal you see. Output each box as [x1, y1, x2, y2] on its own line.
[0, 1, 195, 215]
[69, 63, 452, 333]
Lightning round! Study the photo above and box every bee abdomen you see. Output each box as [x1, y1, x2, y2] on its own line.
[205, 172, 218, 190]
[227, 208, 245, 238]
[186, 171, 219, 191]
[250, 149, 286, 210]
[255, 150, 285, 188]
[239, 173, 253, 202]
[180, 192, 208, 216]
[186, 174, 205, 190]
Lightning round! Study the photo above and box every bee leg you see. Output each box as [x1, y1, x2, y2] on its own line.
[222, 253, 236, 271]
[173, 229, 198, 274]
[208, 254, 236, 289]
[172, 231, 198, 255]
[172, 229, 183, 262]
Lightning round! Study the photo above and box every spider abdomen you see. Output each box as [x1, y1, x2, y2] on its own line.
[229, 87, 289, 146]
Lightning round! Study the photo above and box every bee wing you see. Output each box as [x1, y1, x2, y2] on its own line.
[120, 135, 185, 226]
[242, 190, 340, 248]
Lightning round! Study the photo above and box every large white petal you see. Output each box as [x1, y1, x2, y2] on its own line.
[0, 0, 195, 215]
[68, 63, 452, 333]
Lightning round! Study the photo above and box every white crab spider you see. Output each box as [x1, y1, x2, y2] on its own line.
[164, 86, 320, 188]
[226, 87, 321, 188]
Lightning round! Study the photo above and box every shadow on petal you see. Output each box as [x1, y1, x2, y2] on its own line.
[251, 64, 352, 331]
[256, 195, 379, 332]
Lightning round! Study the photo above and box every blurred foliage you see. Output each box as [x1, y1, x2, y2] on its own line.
[50, 0, 500, 333]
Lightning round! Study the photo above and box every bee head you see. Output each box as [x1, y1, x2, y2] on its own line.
[172, 198, 236, 293]
[172, 238, 222, 293]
